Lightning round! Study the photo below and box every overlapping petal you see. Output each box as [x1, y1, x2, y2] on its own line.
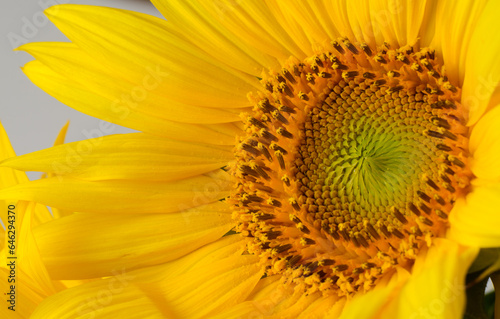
[151, 0, 282, 74]
[0, 123, 86, 317]
[18, 43, 241, 124]
[0, 170, 231, 214]
[0, 121, 29, 227]
[431, 0, 488, 86]
[2, 133, 233, 182]
[44, 5, 260, 107]
[22, 60, 239, 145]
[462, 0, 500, 124]
[449, 182, 500, 248]
[195, 1, 307, 62]
[31, 236, 262, 319]
[265, 1, 340, 54]
[469, 106, 500, 181]
[381, 239, 478, 318]
[363, 0, 429, 48]
[34, 202, 233, 279]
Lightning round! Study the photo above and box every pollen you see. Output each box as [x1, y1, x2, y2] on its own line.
[229, 39, 473, 297]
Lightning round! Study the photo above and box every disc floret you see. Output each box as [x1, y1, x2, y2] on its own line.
[230, 38, 473, 296]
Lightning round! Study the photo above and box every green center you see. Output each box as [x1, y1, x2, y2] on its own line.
[331, 127, 438, 211]
[296, 80, 445, 236]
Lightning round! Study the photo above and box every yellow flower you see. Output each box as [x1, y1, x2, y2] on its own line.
[2, 1, 500, 317]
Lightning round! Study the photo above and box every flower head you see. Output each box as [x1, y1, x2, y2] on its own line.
[3, 1, 500, 317]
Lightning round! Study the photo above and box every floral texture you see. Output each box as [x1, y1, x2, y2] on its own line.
[2, 1, 500, 318]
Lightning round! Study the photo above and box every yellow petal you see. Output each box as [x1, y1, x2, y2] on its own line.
[0, 201, 71, 317]
[2, 133, 233, 182]
[416, 0, 439, 47]
[212, 276, 290, 318]
[469, 105, 500, 181]
[0, 171, 232, 214]
[22, 60, 237, 145]
[340, 240, 477, 318]
[0, 120, 29, 227]
[0, 268, 41, 318]
[382, 239, 478, 318]
[32, 236, 262, 319]
[151, 0, 280, 75]
[31, 204, 53, 230]
[368, 0, 403, 47]
[208, 302, 265, 319]
[432, 0, 488, 86]
[399, 0, 430, 47]
[294, 294, 344, 319]
[43, 121, 74, 220]
[462, 0, 500, 125]
[34, 201, 233, 279]
[43, 5, 260, 108]
[205, 122, 244, 141]
[161, 255, 262, 318]
[19, 42, 242, 124]
[366, 0, 430, 48]
[318, 0, 432, 50]
[344, 0, 378, 47]
[0, 225, 3, 253]
[449, 182, 500, 247]
[267, 1, 340, 52]
[0, 121, 27, 186]
[146, 235, 258, 318]
[193, 1, 307, 61]
[225, 274, 345, 319]
[339, 267, 410, 319]
[0, 123, 52, 248]
[323, 0, 358, 45]
[52, 121, 69, 147]
[32, 273, 166, 319]
[16, 202, 56, 295]
[28, 121, 64, 227]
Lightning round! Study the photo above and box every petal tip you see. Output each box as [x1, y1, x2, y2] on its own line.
[44, 4, 76, 19]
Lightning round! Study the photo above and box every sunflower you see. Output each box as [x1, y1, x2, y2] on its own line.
[3, 0, 500, 317]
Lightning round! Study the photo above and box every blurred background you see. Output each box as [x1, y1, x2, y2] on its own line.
[0, 0, 161, 179]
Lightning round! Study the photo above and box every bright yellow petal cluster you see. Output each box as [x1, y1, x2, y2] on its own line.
[2, 1, 500, 318]
[0, 122, 89, 318]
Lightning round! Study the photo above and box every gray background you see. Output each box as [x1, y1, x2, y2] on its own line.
[0, 0, 161, 170]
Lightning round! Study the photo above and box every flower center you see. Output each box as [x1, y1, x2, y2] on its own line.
[230, 38, 473, 296]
